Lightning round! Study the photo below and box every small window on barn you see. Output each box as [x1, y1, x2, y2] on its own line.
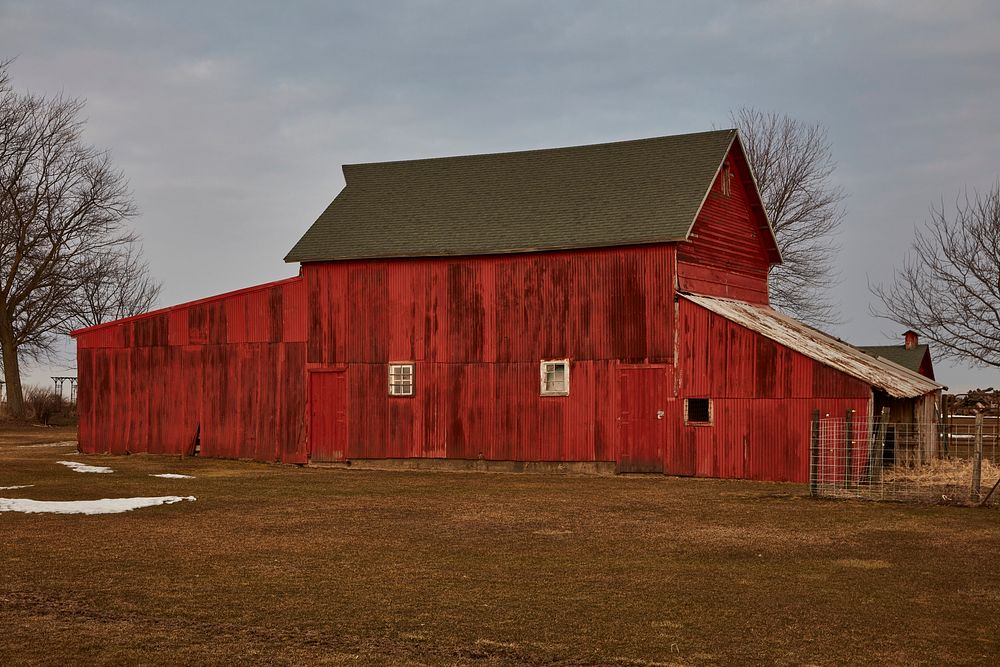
[540, 360, 570, 396]
[388, 363, 415, 397]
[720, 162, 732, 196]
[685, 398, 712, 425]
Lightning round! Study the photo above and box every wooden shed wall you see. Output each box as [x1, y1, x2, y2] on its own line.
[75, 277, 308, 463]
[674, 298, 872, 482]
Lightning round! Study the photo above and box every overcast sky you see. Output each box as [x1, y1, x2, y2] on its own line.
[2, 0, 999, 392]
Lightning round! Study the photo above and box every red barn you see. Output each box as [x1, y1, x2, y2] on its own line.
[71, 129, 941, 482]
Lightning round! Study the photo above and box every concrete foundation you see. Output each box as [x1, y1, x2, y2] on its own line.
[311, 458, 617, 475]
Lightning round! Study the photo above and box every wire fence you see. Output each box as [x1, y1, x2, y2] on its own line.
[940, 413, 1000, 461]
[811, 410, 1000, 506]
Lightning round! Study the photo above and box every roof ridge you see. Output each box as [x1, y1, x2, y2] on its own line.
[342, 129, 738, 170]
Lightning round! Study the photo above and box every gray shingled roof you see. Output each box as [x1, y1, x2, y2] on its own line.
[857, 344, 930, 375]
[285, 129, 750, 263]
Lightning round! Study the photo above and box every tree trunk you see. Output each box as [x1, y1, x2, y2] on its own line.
[0, 309, 25, 419]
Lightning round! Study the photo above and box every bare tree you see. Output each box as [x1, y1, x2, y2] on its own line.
[731, 107, 846, 326]
[871, 185, 1000, 368]
[0, 61, 160, 418]
[68, 243, 161, 329]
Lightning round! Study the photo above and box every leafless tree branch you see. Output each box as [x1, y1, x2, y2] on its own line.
[0, 59, 161, 418]
[731, 107, 846, 326]
[871, 184, 1000, 368]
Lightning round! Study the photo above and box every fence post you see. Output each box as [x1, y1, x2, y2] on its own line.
[844, 409, 854, 487]
[983, 413, 1000, 465]
[810, 409, 820, 496]
[915, 419, 923, 466]
[971, 411, 983, 501]
[867, 407, 889, 484]
[936, 394, 948, 459]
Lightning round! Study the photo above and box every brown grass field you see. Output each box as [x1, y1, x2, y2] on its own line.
[1, 424, 998, 666]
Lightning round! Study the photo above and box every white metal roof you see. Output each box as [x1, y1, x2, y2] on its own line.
[682, 293, 943, 399]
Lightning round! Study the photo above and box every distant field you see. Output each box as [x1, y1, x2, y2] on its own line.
[0, 422, 77, 446]
[1, 427, 998, 665]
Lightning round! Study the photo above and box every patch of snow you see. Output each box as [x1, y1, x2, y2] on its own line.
[149, 473, 195, 479]
[0, 484, 34, 490]
[17, 441, 78, 448]
[57, 460, 114, 474]
[0, 496, 196, 515]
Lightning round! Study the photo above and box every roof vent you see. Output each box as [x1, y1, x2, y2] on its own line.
[903, 330, 919, 350]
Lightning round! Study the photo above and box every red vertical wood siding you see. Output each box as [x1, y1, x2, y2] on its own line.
[676, 149, 772, 304]
[75, 277, 307, 463]
[676, 299, 871, 482]
[303, 244, 677, 464]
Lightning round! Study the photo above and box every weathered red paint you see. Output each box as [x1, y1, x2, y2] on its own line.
[917, 350, 935, 380]
[72, 141, 878, 483]
[75, 277, 308, 463]
[674, 298, 871, 482]
[301, 243, 676, 464]
[676, 142, 772, 304]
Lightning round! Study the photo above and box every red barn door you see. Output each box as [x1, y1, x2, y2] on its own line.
[309, 370, 347, 462]
[617, 366, 668, 473]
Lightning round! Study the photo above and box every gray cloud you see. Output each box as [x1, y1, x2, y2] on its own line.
[2, 0, 998, 391]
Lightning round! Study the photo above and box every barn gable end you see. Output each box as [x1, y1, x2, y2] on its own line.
[676, 141, 776, 304]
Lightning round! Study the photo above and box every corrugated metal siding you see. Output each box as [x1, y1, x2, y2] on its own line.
[74, 277, 307, 463]
[304, 245, 676, 463]
[303, 246, 673, 364]
[662, 396, 870, 483]
[305, 245, 676, 366]
[335, 360, 619, 462]
[676, 299, 872, 482]
[683, 293, 942, 398]
[676, 152, 771, 303]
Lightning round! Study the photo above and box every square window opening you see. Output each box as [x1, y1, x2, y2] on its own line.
[389, 363, 415, 397]
[540, 360, 570, 396]
[685, 398, 712, 424]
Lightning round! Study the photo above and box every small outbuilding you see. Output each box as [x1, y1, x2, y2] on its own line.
[859, 330, 936, 380]
[72, 129, 943, 482]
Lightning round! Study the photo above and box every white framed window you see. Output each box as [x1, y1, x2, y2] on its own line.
[540, 359, 570, 396]
[685, 398, 712, 425]
[388, 363, 415, 396]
